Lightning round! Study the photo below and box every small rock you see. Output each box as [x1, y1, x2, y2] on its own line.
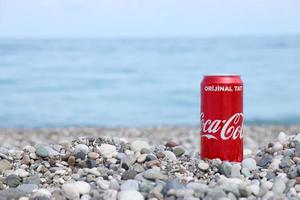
[36, 145, 49, 158]
[272, 178, 286, 194]
[62, 183, 79, 199]
[165, 141, 178, 148]
[99, 144, 117, 158]
[75, 151, 86, 160]
[143, 169, 165, 180]
[35, 189, 51, 198]
[288, 165, 298, 178]
[294, 184, 300, 192]
[163, 179, 185, 195]
[122, 170, 137, 180]
[74, 181, 91, 194]
[295, 142, 300, 157]
[219, 162, 232, 177]
[23, 175, 41, 185]
[242, 158, 257, 171]
[137, 154, 147, 163]
[67, 156, 76, 166]
[96, 179, 110, 190]
[0, 159, 12, 174]
[130, 141, 150, 152]
[86, 159, 96, 168]
[88, 152, 99, 160]
[173, 146, 185, 157]
[241, 167, 251, 177]
[198, 162, 209, 171]
[272, 142, 283, 152]
[231, 163, 241, 178]
[6, 174, 21, 188]
[278, 132, 288, 144]
[118, 190, 144, 200]
[163, 151, 177, 161]
[257, 155, 272, 167]
[239, 184, 251, 197]
[14, 169, 29, 178]
[120, 180, 139, 191]
[74, 144, 89, 155]
[17, 184, 38, 194]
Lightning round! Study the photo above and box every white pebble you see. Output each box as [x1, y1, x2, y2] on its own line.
[97, 179, 110, 190]
[278, 132, 288, 144]
[272, 178, 286, 194]
[35, 189, 51, 198]
[242, 158, 256, 171]
[99, 144, 117, 158]
[74, 144, 89, 154]
[130, 141, 150, 152]
[118, 190, 144, 200]
[120, 180, 139, 191]
[295, 184, 300, 192]
[198, 162, 209, 171]
[272, 142, 283, 152]
[163, 151, 177, 161]
[269, 158, 281, 170]
[14, 169, 29, 178]
[248, 184, 259, 195]
[74, 181, 91, 195]
[62, 183, 80, 199]
[231, 163, 241, 178]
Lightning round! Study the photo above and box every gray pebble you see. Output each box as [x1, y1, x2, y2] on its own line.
[17, 184, 38, 193]
[36, 145, 49, 158]
[6, 174, 21, 188]
[219, 162, 232, 177]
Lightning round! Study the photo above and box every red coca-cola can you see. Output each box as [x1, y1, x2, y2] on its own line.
[200, 74, 243, 162]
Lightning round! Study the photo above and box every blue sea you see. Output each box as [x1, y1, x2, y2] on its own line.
[0, 36, 300, 127]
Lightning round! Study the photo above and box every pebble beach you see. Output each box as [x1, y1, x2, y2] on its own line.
[0, 125, 300, 200]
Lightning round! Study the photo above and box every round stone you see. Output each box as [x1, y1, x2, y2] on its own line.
[272, 178, 286, 194]
[23, 175, 40, 185]
[35, 145, 49, 158]
[118, 190, 144, 200]
[130, 141, 150, 152]
[219, 162, 232, 177]
[74, 181, 91, 195]
[35, 189, 51, 198]
[0, 159, 12, 174]
[88, 152, 99, 160]
[6, 174, 21, 188]
[17, 184, 38, 194]
[120, 180, 139, 191]
[99, 144, 117, 158]
[143, 169, 164, 180]
[165, 141, 178, 148]
[163, 151, 177, 161]
[231, 163, 241, 178]
[198, 162, 209, 171]
[122, 170, 137, 180]
[74, 144, 89, 155]
[173, 146, 185, 157]
[62, 183, 79, 199]
[68, 156, 76, 166]
[242, 158, 257, 170]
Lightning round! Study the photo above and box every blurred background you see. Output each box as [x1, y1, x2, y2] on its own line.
[0, 0, 300, 127]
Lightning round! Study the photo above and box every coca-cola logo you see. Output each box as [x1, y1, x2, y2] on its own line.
[201, 112, 243, 140]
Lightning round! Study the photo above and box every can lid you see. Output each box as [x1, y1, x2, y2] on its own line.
[204, 74, 240, 77]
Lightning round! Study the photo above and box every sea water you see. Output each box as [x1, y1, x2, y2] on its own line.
[0, 36, 299, 127]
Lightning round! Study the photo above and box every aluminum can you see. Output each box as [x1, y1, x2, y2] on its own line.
[201, 74, 243, 162]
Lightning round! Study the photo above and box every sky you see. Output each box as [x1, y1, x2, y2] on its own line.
[0, 0, 300, 38]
